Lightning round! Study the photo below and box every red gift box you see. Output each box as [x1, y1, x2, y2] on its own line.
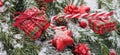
[88, 13, 116, 35]
[13, 7, 50, 40]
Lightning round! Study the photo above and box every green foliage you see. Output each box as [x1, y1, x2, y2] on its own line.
[0, 0, 120, 55]
[0, 29, 40, 55]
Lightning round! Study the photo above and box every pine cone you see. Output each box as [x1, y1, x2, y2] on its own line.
[35, 0, 47, 11]
[55, 18, 67, 26]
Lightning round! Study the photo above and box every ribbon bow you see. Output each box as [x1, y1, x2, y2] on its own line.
[74, 43, 90, 55]
[64, 4, 90, 15]
[13, 7, 50, 40]
[13, 12, 49, 31]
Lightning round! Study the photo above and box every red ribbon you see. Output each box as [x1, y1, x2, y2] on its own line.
[64, 4, 90, 15]
[74, 43, 90, 55]
[13, 12, 50, 40]
[13, 12, 49, 30]
[64, 4, 80, 14]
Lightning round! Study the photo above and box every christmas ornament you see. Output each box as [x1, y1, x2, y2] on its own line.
[51, 29, 74, 51]
[88, 12, 116, 35]
[35, 0, 47, 11]
[79, 4, 90, 14]
[45, 0, 54, 3]
[74, 43, 90, 55]
[0, 0, 3, 7]
[79, 19, 87, 28]
[13, 7, 50, 40]
[109, 49, 117, 55]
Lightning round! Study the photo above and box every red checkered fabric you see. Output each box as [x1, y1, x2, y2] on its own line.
[13, 7, 50, 40]
[88, 16, 116, 35]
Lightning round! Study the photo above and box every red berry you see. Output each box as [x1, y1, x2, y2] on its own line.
[0, 0, 3, 7]
[45, 0, 54, 3]
[79, 4, 90, 14]
[79, 20, 87, 28]
[109, 49, 117, 55]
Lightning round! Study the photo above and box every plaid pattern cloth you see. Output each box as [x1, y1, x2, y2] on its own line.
[13, 7, 50, 40]
[88, 18, 116, 35]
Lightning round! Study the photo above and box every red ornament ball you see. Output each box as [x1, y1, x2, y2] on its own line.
[79, 19, 87, 28]
[79, 4, 90, 14]
[0, 0, 3, 7]
[109, 49, 117, 55]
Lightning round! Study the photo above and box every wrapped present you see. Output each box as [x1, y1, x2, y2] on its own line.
[74, 43, 90, 55]
[0, 0, 3, 7]
[13, 7, 50, 40]
[51, 28, 74, 51]
[88, 12, 116, 35]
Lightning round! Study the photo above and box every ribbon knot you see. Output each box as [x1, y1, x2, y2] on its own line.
[13, 12, 47, 30]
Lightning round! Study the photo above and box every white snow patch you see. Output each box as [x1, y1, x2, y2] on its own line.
[0, 51, 7, 55]
[0, 5, 7, 12]
[0, 42, 3, 48]
[39, 47, 47, 55]
[14, 43, 23, 49]
[14, 34, 22, 40]
[117, 38, 120, 48]
[0, 42, 7, 55]
[84, 0, 98, 9]
[108, 36, 115, 40]
[73, 0, 78, 5]
[1, 23, 9, 33]
[90, 36, 98, 42]
[56, 0, 64, 3]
